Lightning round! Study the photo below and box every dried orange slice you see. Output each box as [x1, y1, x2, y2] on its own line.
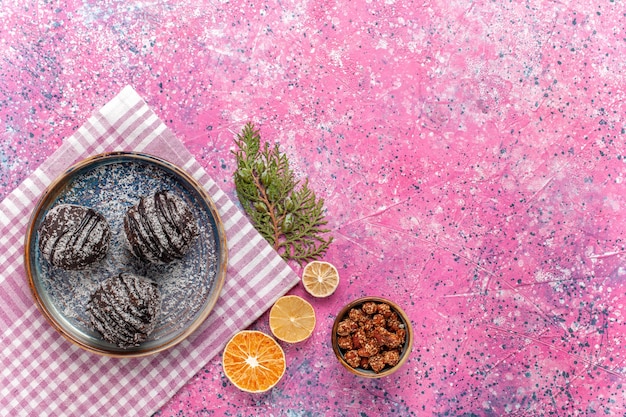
[222, 330, 286, 393]
[269, 295, 316, 343]
[301, 261, 340, 298]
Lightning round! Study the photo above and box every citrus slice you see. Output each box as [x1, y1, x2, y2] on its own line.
[222, 330, 286, 393]
[269, 295, 316, 343]
[301, 261, 340, 298]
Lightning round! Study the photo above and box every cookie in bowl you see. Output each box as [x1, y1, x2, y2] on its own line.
[123, 190, 199, 264]
[38, 204, 111, 270]
[87, 272, 161, 348]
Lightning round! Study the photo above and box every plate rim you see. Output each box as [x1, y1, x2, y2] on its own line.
[24, 151, 229, 358]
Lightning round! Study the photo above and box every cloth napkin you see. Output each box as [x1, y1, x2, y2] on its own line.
[0, 86, 299, 416]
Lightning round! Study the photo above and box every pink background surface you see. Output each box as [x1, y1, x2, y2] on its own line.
[2, 0, 626, 415]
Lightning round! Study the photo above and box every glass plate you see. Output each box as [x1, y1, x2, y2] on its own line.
[24, 152, 228, 357]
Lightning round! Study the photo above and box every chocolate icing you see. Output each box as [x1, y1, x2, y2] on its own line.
[38, 204, 111, 270]
[123, 190, 199, 264]
[88, 273, 161, 348]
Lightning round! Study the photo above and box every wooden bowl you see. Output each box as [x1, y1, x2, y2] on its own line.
[331, 296, 413, 378]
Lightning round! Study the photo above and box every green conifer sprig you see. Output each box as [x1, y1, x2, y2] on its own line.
[232, 122, 333, 264]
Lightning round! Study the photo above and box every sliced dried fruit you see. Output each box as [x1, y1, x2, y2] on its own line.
[269, 295, 316, 343]
[222, 330, 286, 393]
[301, 261, 340, 298]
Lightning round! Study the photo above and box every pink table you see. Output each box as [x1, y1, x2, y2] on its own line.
[2, 0, 625, 415]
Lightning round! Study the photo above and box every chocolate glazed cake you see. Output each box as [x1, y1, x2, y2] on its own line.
[88, 273, 161, 348]
[123, 190, 199, 264]
[38, 204, 111, 270]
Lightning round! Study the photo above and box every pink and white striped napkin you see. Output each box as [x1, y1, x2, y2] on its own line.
[0, 86, 299, 416]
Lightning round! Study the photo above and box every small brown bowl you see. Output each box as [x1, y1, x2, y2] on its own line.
[331, 296, 413, 378]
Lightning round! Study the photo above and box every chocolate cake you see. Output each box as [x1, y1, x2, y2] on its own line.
[88, 273, 161, 348]
[38, 204, 111, 270]
[123, 190, 199, 264]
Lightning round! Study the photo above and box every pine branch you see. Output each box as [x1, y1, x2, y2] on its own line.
[232, 122, 333, 264]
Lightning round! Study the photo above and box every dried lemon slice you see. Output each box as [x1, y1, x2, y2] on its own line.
[301, 261, 340, 298]
[269, 295, 316, 343]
